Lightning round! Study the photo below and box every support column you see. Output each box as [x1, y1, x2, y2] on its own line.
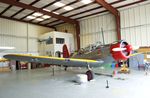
[75, 22, 80, 50]
[116, 14, 121, 40]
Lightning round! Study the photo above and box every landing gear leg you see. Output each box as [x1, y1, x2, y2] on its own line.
[64, 66, 68, 71]
[86, 63, 94, 81]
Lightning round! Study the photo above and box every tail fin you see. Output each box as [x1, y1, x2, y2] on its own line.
[62, 44, 70, 58]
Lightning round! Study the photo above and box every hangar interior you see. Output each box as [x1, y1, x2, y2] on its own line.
[0, 0, 150, 98]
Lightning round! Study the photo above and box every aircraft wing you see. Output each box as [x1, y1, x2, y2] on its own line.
[3, 54, 104, 67]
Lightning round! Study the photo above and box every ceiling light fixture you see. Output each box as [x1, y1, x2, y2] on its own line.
[42, 15, 51, 19]
[43, 9, 51, 12]
[81, 0, 93, 4]
[53, 12, 59, 15]
[26, 16, 36, 19]
[53, 2, 65, 7]
[36, 18, 44, 21]
[64, 6, 74, 11]
[33, 12, 43, 16]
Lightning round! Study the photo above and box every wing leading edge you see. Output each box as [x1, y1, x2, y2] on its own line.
[3, 54, 103, 67]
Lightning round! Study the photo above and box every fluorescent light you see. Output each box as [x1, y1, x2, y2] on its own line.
[42, 15, 51, 19]
[43, 9, 51, 12]
[53, 12, 59, 15]
[54, 2, 65, 7]
[36, 18, 44, 21]
[64, 6, 74, 11]
[26, 16, 36, 19]
[0, 47, 15, 50]
[81, 0, 92, 4]
[33, 12, 43, 16]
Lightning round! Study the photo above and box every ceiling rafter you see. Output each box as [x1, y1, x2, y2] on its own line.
[77, 0, 146, 19]
[0, 0, 77, 24]
[0, 5, 12, 15]
[50, 0, 146, 27]
[0, 15, 55, 29]
[10, 0, 40, 18]
[46, 0, 124, 25]
[69, 0, 124, 18]
[38, 1, 96, 24]
[95, 0, 119, 16]
[0, 0, 20, 15]
[30, 0, 79, 22]
[20, 0, 61, 20]
[53, 0, 78, 12]
[41, 0, 61, 8]
[60, 1, 96, 15]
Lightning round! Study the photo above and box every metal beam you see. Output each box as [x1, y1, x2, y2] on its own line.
[75, 22, 80, 50]
[37, 1, 95, 24]
[0, 15, 56, 29]
[95, 0, 120, 40]
[0, 0, 77, 24]
[46, 0, 124, 25]
[116, 15, 121, 40]
[10, 0, 40, 18]
[0, 5, 12, 15]
[95, 0, 119, 16]
[20, 0, 60, 20]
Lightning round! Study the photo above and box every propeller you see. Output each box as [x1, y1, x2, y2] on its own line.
[112, 47, 126, 52]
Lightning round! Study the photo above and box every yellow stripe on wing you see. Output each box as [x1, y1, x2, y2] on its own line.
[8, 54, 98, 63]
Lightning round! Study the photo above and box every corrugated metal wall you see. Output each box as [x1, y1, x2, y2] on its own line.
[80, 14, 117, 48]
[0, 18, 53, 54]
[120, 3, 150, 46]
[79, 3, 150, 48]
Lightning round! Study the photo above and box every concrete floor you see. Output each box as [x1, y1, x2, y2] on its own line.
[0, 67, 150, 98]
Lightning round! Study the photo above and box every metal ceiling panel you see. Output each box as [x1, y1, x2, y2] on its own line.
[0, 6, 6, 13]
[72, 2, 87, 7]
[71, 12, 93, 19]
[9, 6, 22, 12]
[0, 2, 9, 8]
[2, 9, 19, 17]
[22, 9, 34, 14]
[112, 0, 135, 7]
[40, 18, 57, 24]
[20, 0, 36, 5]
[23, 17, 32, 21]
[33, 0, 55, 8]
[105, 0, 120, 3]
[44, 6, 56, 11]
[13, 13, 27, 19]
[89, 8, 106, 13]
[48, 20, 63, 26]
[56, 8, 70, 14]
[62, 3, 101, 16]
[59, 0, 72, 4]
[32, 19, 40, 23]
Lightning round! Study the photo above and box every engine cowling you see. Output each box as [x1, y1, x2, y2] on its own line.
[110, 40, 132, 61]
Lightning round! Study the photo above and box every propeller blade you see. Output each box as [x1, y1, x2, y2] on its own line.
[112, 48, 126, 51]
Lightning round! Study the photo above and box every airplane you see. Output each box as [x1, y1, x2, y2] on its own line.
[2, 40, 133, 77]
